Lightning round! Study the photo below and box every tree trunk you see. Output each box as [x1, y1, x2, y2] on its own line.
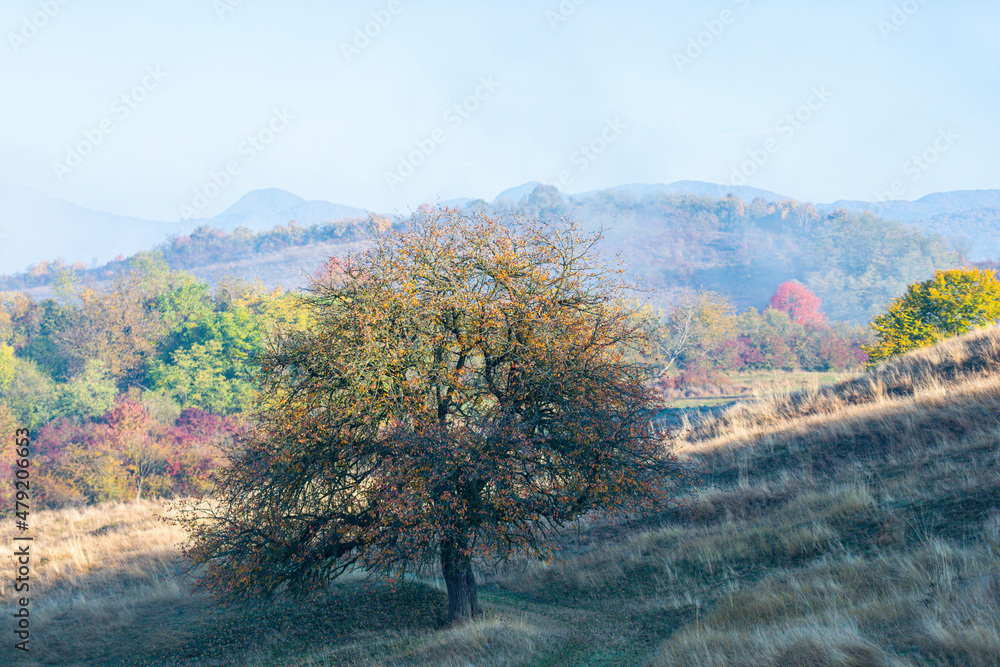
[440, 538, 479, 623]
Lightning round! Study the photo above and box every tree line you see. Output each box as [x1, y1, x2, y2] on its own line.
[635, 281, 870, 392]
[515, 186, 959, 324]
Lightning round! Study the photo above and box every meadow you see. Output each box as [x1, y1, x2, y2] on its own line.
[5, 327, 1000, 665]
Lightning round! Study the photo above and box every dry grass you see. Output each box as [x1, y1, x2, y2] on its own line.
[6, 326, 1000, 664]
[493, 325, 1000, 664]
[659, 369, 853, 405]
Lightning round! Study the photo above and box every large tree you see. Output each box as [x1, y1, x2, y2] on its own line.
[178, 209, 686, 622]
[769, 281, 825, 325]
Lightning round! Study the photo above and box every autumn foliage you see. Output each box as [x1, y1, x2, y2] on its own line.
[769, 281, 825, 325]
[21, 399, 232, 508]
[864, 267, 1000, 365]
[178, 209, 687, 622]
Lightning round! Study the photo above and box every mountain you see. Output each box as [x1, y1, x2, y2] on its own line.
[576, 180, 790, 203]
[487, 180, 1000, 260]
[825, 189, 1000, 221]
[0, 185, 182, 276]
[490, 180, 789, 207]
[491, 181, 545, 206]
[4, 179, 998, 280]
[0, 187, 370, 276]
[822, 189, 1000, 259]
[201, 188, 370, 232]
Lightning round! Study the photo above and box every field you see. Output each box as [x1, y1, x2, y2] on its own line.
[663, 369, 853, 409]
[5, 328, 1000, 665]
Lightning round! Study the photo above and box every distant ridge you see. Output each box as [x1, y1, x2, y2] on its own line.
[825, 189, 1000, 221]
[3, 180, 999, 276]
[0, 186, 370, 275]
[0, 185, 180, 276]
[575, 181, 790, 203]
[489, 180, 790, 207]
[491, 181, 546, 205]
[202, 188, 370, 232]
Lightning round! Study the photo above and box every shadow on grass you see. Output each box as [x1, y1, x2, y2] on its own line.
[31, 563, 449, 667]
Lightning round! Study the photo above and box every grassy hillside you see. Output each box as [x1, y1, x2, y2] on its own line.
[6, 327, 1000, 665]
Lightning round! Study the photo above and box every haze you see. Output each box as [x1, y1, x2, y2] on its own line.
[1, 0, 997, 222]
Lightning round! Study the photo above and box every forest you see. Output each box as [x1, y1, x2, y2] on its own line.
[0, 257, 309, 509]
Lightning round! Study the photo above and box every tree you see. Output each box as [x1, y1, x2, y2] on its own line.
[864, 267, 1000, 365]
[769, 281, 825, 325]
[0, 357, 59, 432]
[178, 209, 686, 623]
[58, 267, 167, 385]
[146, 276, 265, 414]
[0, 343, 14, 392]
[55, 359, 117, 419]
[715, 194, 746, 229]
[521, 184, 566, 219]
[651, 291, 737, 373]
[104, 398, 159, 501]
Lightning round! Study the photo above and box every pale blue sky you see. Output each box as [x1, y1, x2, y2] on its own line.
[1, 0, 997, 220]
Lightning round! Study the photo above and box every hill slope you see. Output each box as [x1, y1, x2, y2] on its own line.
[8, 327, 1000, 665]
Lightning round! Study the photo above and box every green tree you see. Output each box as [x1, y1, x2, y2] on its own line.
[178, 209, 687, 623]
[21, 298, 74, 380]
[0, 357, 59, 432]
[55, 359, 118, 420]
[149, 339, 253, 414]
[146, 277, 264, 414]
[864, 267, 1000, 365]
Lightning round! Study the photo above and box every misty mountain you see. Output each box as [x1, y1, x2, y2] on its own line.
[492, 182, 548, 206]
[492, 180, 789, 208]
[826, 189, 1000, 221]
[494, 185, 958, 324]
[493, 181, 1000, 227]
[821, 190, 1000, 259]
[0, 185, 182, 276]
[0, 186, 370, 275]
[577, 181, 790, 203]
[3, 179, 998, 302]
[492, 182, 1000, 261]
[204, 188, 369, 233]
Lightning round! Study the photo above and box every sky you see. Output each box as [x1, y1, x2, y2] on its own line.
[1, 0, 997, 221]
